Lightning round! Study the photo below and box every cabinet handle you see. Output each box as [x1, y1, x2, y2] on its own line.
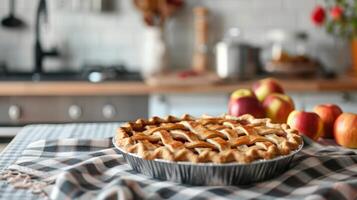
[342, 92, 351, 102]
[8, 105, 21, 121]
[102, 104, 116, 119]
[159, 95, 166, 103]
[68, 105, 82, 120]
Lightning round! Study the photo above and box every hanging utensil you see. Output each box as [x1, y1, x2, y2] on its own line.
[1, 0, 25, 29]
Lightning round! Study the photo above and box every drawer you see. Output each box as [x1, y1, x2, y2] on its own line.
[0, 96, 148, 125]
[150, 94, 229, 117]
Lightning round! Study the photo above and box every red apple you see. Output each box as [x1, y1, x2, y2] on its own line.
[334, 113, 357, 148]
[287, 110, 324, 141]
[252, 78, 284, 102]
[313, 104, 342, 138]
[228, 89, 265, 118]
[262, 93, 294, 123]
[230, 88, 256, 100]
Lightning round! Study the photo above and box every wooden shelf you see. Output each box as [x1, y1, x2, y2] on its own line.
[0, 75, 356, 96]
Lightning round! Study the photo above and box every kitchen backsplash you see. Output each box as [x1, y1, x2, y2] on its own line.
[0, 0, 351, 73]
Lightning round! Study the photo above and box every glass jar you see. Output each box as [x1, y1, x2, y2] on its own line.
[262, 30, 309, 63]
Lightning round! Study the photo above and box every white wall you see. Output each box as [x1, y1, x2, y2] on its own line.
[0, 0, 351, 73]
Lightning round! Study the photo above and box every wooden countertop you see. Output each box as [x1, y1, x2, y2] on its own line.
[0, 75, 356, 96]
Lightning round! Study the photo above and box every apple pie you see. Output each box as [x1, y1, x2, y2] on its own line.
[115, 114, 302, 164]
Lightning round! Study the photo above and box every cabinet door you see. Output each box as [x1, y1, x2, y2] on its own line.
[339, 92, 357, 113]
[149, 94, 229, 117]
[2, 96, 148, 125]
[287, 92, 304, 111]
[149, 95, 169, 117]
[301, 92, 345, 111]
[338, 103, 357, 113]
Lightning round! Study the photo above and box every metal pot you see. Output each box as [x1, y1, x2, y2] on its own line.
[215, 29, 260, 80]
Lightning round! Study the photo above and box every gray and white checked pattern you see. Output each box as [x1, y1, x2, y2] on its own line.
[0, 123, 119, 199]
[1, 124, 357, 200]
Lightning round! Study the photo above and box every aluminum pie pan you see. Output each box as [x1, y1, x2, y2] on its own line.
[113, 137, 303, 186]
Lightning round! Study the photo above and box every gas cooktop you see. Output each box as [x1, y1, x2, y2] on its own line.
[0, 65, 143, 82]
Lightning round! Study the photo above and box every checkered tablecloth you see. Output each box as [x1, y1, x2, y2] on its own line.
[0, 123, 119, 199]
[0, 123, 357, 200]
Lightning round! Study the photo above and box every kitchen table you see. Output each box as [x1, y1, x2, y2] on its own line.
[0, 123, 119, 199]
[0, 123, 356, 200]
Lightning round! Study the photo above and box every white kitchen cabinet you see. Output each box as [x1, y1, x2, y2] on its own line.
[287, 92, 304, 111]
[338, 103, 357, 113]
[149, 92, 357, 118]
[149, 95, 168, 117]
[302, 92, 347, 111]
[288, 92, 357, 113]
[149, 94, 229, 117]
[346, 94, 357, 113]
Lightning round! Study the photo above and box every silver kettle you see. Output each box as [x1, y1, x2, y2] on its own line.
[215, 28, 260, 80]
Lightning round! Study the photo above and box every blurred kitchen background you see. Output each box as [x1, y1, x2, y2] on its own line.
[0, 0, 357, 150]
[0, 0, 351, 73]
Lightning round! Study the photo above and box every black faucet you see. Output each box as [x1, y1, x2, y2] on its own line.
[34, 0, 59, 76]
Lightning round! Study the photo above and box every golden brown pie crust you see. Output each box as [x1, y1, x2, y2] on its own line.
[116, 114, 302, 164]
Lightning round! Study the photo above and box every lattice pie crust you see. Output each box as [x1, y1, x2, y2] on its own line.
[116, 114, 302, 164]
